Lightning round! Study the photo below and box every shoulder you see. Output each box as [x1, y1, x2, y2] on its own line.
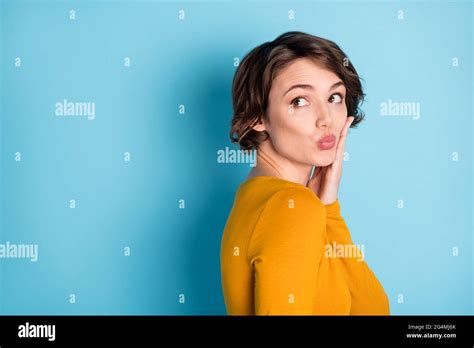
[263, 185, 325, 214]
[238, 176, 324, 213]
[257, 186, 327, 234]
[247, 186, 326, 261]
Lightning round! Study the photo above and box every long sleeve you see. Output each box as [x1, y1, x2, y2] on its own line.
[324, 199, 390, 315]
[247, 187, 326, 315]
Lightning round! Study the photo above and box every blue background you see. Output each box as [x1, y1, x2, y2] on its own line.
[0, 0, 472, 315]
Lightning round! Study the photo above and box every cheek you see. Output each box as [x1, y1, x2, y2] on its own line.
[270, 108, 314, 138]
[267, 110, 316, 155]
[334, 106, 348, 133]
[336, 118, 346, 134]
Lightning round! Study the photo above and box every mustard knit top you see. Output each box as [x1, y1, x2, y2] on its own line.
[220, 176, 390, 315]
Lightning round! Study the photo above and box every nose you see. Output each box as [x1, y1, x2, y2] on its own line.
[315, 101, 332, 129]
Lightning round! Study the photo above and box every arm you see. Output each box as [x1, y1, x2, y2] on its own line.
[324, 199, 390, 315]
[247, 187, 326, 315]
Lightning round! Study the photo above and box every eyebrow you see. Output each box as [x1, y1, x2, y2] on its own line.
[283, 81, 345, 97]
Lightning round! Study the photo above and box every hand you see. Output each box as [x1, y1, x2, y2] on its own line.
[307, 116, 355, 205]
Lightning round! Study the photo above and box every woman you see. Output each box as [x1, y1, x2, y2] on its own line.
[220, 31, 389, 315]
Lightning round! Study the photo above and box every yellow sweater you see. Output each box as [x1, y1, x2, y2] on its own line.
[220, 176, 390, 315]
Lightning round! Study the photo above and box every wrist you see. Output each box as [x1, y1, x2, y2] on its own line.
[324, 199, 341, 218]
[319, 189, 338, 205]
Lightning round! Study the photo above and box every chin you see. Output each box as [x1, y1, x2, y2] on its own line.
[313, 151, 337, 167]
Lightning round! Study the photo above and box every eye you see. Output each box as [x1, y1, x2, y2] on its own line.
[329, 93, 344, 104]
[290, 97, 309, 108]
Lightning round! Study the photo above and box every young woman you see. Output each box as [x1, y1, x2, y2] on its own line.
[220, 31, 389, 315]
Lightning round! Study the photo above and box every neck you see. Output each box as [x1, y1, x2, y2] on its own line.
[247, 139, 313, 186]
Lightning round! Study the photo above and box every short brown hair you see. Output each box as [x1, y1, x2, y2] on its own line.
[230, 31, 365, 150]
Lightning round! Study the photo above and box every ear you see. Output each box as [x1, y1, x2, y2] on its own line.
[252, 116, 267, 132]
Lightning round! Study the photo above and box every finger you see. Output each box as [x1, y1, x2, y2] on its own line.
[334, 116, 354, 161]
[341, 116, 354, 138]
[340, 116, 354, 146]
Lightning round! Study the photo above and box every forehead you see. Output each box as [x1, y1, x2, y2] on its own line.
[272, 57, 341, 92]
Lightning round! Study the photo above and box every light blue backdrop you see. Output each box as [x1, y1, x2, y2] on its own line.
[0, 0, 472, 315]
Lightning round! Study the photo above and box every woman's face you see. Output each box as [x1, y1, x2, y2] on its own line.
[255, 57, 348, 167]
